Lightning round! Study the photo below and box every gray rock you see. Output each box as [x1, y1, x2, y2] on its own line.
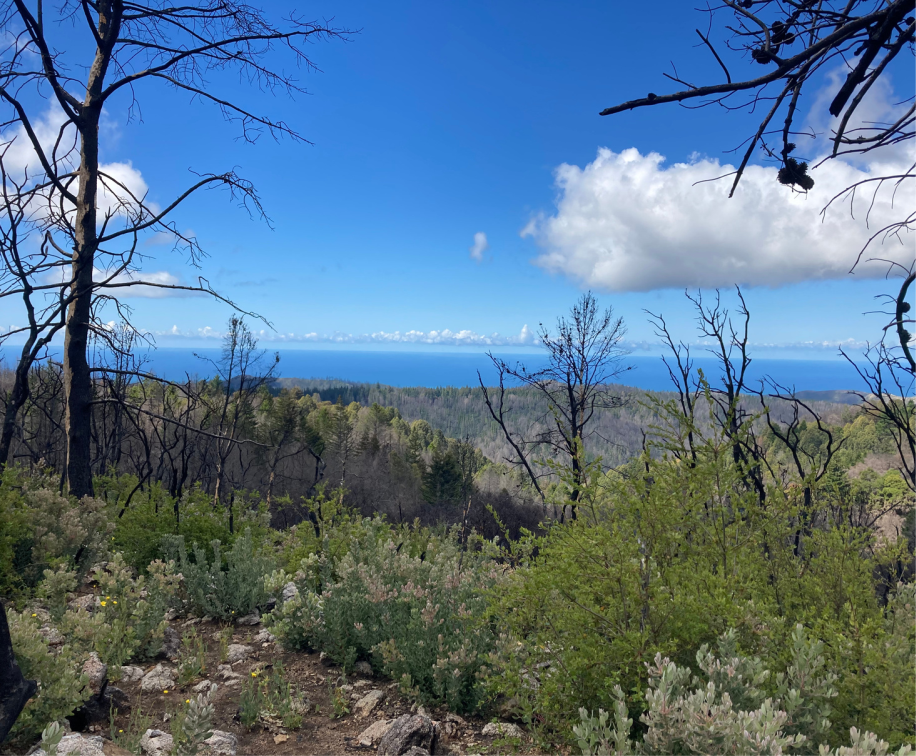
[81, 652, 108, 695]
[216, 664, 241, 681]
[354, 660, 374, 676]
[482, 722, 524, 739]
[140, 729, 174, 756]
[225, 643, 252, 664]
[200, 730, 238, 756]
[33, 733, 106, 756]
[39, 624, 65, 646]
[235, 611, 260, 626]
[377, 714, 439, 756]
[253, 628, 275, 644]
[358, 719, 393, 748]
[192, 679, 215, 693]
[401, 748, 430, 756]
[354, 688, 385, 717]
[281, 581, 299, 602]
[160, 625, 180, 660]
[120, 665, 145, 682]
[139, 663, 175, 693]
[164, 607, 180, 622]
[67, 595, 98, 613]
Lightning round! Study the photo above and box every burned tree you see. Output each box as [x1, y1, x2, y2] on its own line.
[479, 292, 629, 518]
[0, 1, 348, 497]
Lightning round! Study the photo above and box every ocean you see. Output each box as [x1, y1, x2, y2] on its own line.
[0, 346, 868, 394]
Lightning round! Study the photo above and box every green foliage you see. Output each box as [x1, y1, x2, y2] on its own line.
[267, 514, 503, 713]
[484, 404, 915, 747]
[238, 664, 307, 730]
[172, 683, 216, 756]
[40, 721, 65, 756]
[176, 628, 207, 685]
[60, 553, 180, 666]
[7, 609, 90, 746]
[574, 627, 912, 756]
[0, 467, 112, 596]
[165, 528, 273, 620]
[109, 480, 268, 574]
[109, 697, 153, 756]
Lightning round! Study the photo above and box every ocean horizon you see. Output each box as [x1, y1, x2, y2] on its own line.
[0, 346, 868, 394]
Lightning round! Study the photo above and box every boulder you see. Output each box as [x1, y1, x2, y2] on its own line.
[358, 719, 393, 748]
[234, 611, 260, 626]
[225, 644, 252, 664]
[482, 722, 524, 739]
[192, 679, 214, 693]
[200, 730, 237, 756]
[377, 714, 439, 756]
[82, 652, 108, 695]
[139, 664, 175, 693]
[139, 729, 173, 756]
[354, 689, 385, 717]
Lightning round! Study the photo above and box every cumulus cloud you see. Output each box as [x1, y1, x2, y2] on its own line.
[523, 147, 914, 292]
[160, 324, 538, 347]
[469, 231, 489, 262]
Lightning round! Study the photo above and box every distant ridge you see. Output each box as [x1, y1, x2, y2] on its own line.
[793, 390, 861, 405]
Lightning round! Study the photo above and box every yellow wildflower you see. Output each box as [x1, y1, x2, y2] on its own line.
[100, 601, 107, 607]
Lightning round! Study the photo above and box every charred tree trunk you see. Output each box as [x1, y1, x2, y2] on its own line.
[0, 601, 36, 744]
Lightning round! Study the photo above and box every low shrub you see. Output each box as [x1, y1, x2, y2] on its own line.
[7, 609, 90, 746]
[165, 528, 273, 620]
[110, 480, 268, 573]
[0, 467, 112, 595]
[238, 663, 308, 731]
[266, 516, 504, 714]
[573, 625, 912, 756]
[60, 553, 180, 666]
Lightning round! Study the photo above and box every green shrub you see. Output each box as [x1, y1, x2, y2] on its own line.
[267, 517, 503, 713]
[238, 663, 307, 731]
[111, 482, 268, 573]
[483, 428, 914, 746]
[60, 553, 180, 666]
[7, 609, 90, 746]
[573, 626, 912, 756]
[165, 528, 273, 620]
[0, 467, 112, 595]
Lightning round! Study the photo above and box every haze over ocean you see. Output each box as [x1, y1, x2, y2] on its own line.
[2, 347, 864, 393]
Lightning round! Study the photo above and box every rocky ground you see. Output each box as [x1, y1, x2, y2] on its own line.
[9, 612, 537, 756]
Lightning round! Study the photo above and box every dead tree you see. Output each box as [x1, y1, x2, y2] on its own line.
[479, 292, 629, 518]
[600, 0, 914, 222]
[0, 1, 349, 497]
[0, 601, 35, 744]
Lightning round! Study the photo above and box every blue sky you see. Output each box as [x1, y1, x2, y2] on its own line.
[3, 0, 914, 358]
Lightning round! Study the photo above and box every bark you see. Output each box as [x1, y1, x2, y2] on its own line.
[65, 1, 120, 497]
[0, 601, 36, 744]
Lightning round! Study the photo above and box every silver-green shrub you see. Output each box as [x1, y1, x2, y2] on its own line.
[573, 626, 911, 756]
[165, 528, 273, 620]
[266, 517, 503, 713]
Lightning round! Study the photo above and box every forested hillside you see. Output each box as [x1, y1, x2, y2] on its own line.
[278, 377, 855, 468]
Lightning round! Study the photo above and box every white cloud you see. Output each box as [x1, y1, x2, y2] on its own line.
[523, 147, 914, 292]
[160, 324, 538, 347]
[469, 231, 489, 262]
